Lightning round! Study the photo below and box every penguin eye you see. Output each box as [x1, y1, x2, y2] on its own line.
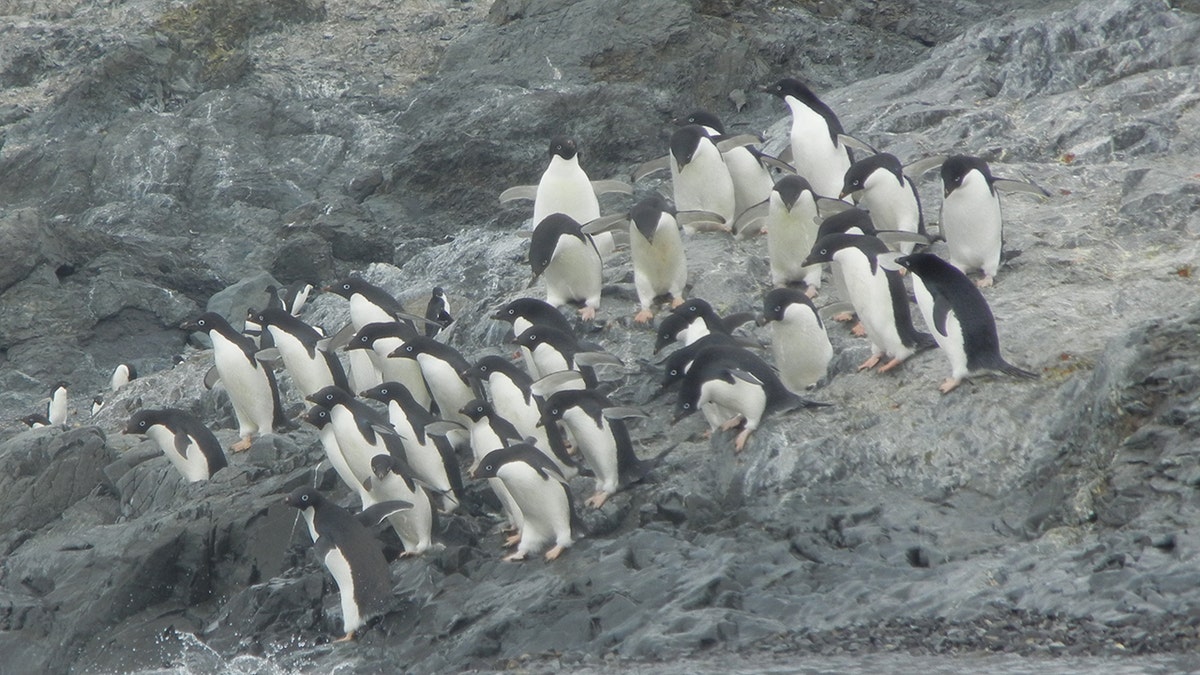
[197, 319, 206, 326]
[683, 402, 692, 410]
[775, 305, 783, 312]
[139, 421, 147, 428]
[484, 463, 493, 472]
[819, 248, 827, 255]
[342, 283, 351, 290]
[480, 365, 489, 372]
[380, 388, 389, 395]
[301, 494, 309, 502]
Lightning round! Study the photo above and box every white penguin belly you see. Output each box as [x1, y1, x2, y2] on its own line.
[534, 165, 600, 227]
[771, 311, 832, 391]
[723, 146, 775, 218]
[371, 338, 432, 411]
[146, 426, 210, 482]
[631, 226, 687, 306]
[544, 237, 601, 309]
[561, 408, 620, 494]
[416, 355, 473, 426]
[322, 547, 363, 635]
[497, 463, 572, 555]
[349, 295, 393, 331]
[269, 328, 331, 398]
[861, 180, 921, 253]
[767, 210, 821, 286]
[941, 182, 1002, 276]
[211, 334, 274, 436]
[671, 146, 736, 226]
[787, 103, 850, 198]
[699, 377, 766, 431]
[317, 428, 365, 501]
[328, 407, 383, 485]
[837, 259, 909, 359]
[366, 473, 433, 554]
[911, 277, 969, 380]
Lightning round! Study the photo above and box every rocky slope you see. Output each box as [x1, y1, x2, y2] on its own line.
[1, 0, 1199, 672]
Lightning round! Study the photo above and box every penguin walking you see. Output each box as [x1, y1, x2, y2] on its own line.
[386, 336, 477, 427]
[46, 381, 69, 426]
[840, 153, 926, 254]
[423, 287, 453, 338]
[491, 298, 574, 379]
[540, 389, 646, 508]
[677, 110, 778, 227]
[285, 486, 412, 641]
[473, 444, 581, 562]
[759, 288, 833, 392]
[362, 454, 437, 557]
[346, 321, 433, 412]
[513, 325, 621, 392]
[181, 313, 289, 451]
[360, 381, 466, 513]
[587, 194, 688, 323]
[895, 252, 1038, 393]
[124, 408, 228, 482]
[255, 307, 349, 399]
[529, 213, 604, 321]
[302, 404, 366, 501]
[110, 363, 138, 392]
[936, 155, 1049, 288]
[802, 234, 934, 372]
[305, 385, 401, 492]
[765, 78, 853, 199]
[323, 277, 428, 391]
[762, 175, 823, 294]
[664, 125, 736, 232]
[454, 398, 526, 545]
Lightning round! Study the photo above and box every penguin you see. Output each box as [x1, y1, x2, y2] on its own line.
[386, 336, 477, 427]
[305, 385, 402, 492]
[895, 252, 1038, 393]
[453, 398, 527, 545]
[255, 307, 350, 399]
[20, 413, 51, 429]
[672, 347, 825, 452]
[345, 321, 433, 412]
[540, 389, 646, 508]
[91, 395, 104, 417]
[765, 77, 852, 198]
[124, 408, 228, 482]
[758, 288, 833, 392]
[763, 175, 824, 294]
[801, 234, 934, 372]
[677, 110, 778, 226]
[499, 137, 631, 257]
[491, 298, 574, 379]
[665, 125, 736, 232]
[110, 363, 138, 392]
[528, 213, 603, 321]
[360, 381, 466, 513]
[653, 310, 695, 355]
[285, 486, 412, 641]
[362, 454, 437, 557]
[938, 155, 1049, 288]
[181, 313, 289, 451]
[324, 277, 416, 331]
[302, 404, 365, 501]
[472, 444, 582, 561]
[46, 381, 69, 426]
[840, 153, 926, 254]
[513, 325, 622, 392]
[242, 307, 264, 346]
[670, 298, 756, 347]
[281, 281, 314, 316]
[627, 194, 688, 323]
[423, 286, 453, 338]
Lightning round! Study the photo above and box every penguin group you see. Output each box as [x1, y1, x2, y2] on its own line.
[12, 74, 1051, 645]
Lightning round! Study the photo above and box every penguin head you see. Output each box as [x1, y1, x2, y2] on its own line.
[760, 287, 816, 325]
[669, 125, 708, 169]
[285, 486, 325, 510]
[386, 339, 425, 360]
[323, 277, 366, 300]
[676, 109, 724, 136]
[49, 381, 69, 395]
[773, 175, 813, 211]
[841, 153, 903, 200]
[816, 207, 876, 240]
[124, 409, 157, 435]
[370, 454, 394, 479]
[360, 382, 414, 406]
[671, 390, 699, 425]
[941, 155, 991, 198]
[548, 136, 578, 161]
[529, 213, 585, 276]
[653, 312, 691, 354]
[460, 398, 491, 422]
[630, 194, 671, 244]
[302, 405, 331, 430]
[180, 312, 228, 334]
[472, 448, 511, 480]
[802, 233, 854, 267]
[895, 252, 949, 279]
[306, 385, 351, 408]
[764, 77, 815, 103]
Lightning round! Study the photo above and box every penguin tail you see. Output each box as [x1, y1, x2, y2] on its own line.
[913, 331, 938, 352]
[772, 392, 832, 415]
[996, 360, 1039, 380]
[619, 443, 676, 487]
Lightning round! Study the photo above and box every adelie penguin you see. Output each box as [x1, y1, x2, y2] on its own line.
[363, 454, 437, 557]
[255, 307, 349, 399]
[491, 298, 574, 379]
[302, 404, 365, 502]
[802, 233, 935, 373]
[756, 175, 824, 295]
[423, 287, 453, 338]
[839, 153, 927, 255]
[20, 413, 52, 429]
[759, 288, 833, 392]
[285, 486, 412, 642]
[539, 389, 648, 508]
[662, 124, 736, 232]
[677, 110, 780, 228]
[894, 252, 1038, 393]
[45, 381, 69, 426]
[181, 313, 289, 451]
[473, 444, 583, 562]
[124, 408, 228, 482]
[387, 336, 477, 427]
[110, 363, 138, 392]
[930, 154, 1049, 288]
[346, 321, 433, 412]
[528, 213, 604, 321]
[765, 77, 853, 199]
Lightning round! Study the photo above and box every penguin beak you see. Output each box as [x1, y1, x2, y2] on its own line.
[527, 273, 540, 289]
[755, 313, 768, 327]
[800, 254, 820, 268]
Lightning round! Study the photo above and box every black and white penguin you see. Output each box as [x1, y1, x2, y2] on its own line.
[242, 307, 264, 347]
[763, 175, 823, 294]
[529, 213, 603, 321]
[513, 325, 621, 392]
[46, 381, 69, 426]
[765, 77, 853, 198]
[20, 413, 52, 428]
[255, 307, 349, 399]
[678, 110, 777, 227]
[627, 194, 688, 323]
[110, 363, 138, 393]
[280, 281, 314, 317]
[386, 336, 477, 427]
[124, 408, 228, 482]
[345, 321, 433, 412]
[802, 234, 934, 372]
[759, 288, 833, 392]
[181, 312, 289, 451]
[362, 454, 436, 557]
[840, 153, 925, 254]
[423, 287, 453, 338]
[305, 385, 401, 495]
[285, 486, 411, 641]
[665, 124, 736, 232]
[302, 404, 364, 501]
[895, 252, 1038, 392]
[540, 389, 646, 508]
[672, 346, 825, 452]
[472, 444, 581, 562]
[324, 277, 414, 331]
[669, 298, 755, 347]
[491, 298, 574, 379]
[91, 395, 104, 417]
[451, 397, 527, 545]
[360, 381, 466, 513]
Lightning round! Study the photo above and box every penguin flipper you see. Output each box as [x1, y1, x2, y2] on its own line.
[876, 230, 935, 250]
[313, 535, 334, 559]
[203, 366, 220, 390]
[904, 155, 947, 178]
[730, 200, 767, 234]
[172, 433, 193, 459]
[358, 500, 414, 527]
[531, 370, 586, 397]
[675, 210, 730, 233]
[815, 196, 853, 217]
[721, 312, 757, 332]
[323, 323, 358, 352]
[837, 133, 878, 155]
[424, 420, 466, 438]
[433, 434, 467, 500]
[574, 351, 623, 368]
[992, 178, 1051, 199]
[499, 185, 537, 203]
[631, 156, 670, 182]
[254, 347, 282, 365]
[602, 407, 649, 420]
[714, 133, 764, 152]
[590, 179, 633, 196]
[581, 213, 628, 235]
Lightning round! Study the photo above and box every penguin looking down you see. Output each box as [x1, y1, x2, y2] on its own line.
[473, 444, 582, 562]
[124, 408, 228, 482]
[528, 213, 604, 321]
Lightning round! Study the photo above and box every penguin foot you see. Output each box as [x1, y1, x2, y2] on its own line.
[877, 357, 905, 373]
[545, 545, 568, 561]
[634, 309, 654, 324]
[585, 491, 609, 509]
[231, 436, 253, 452]
[504, 532, 522, 548]
[503, 551, 528, 562]
[858, 355, 882, 371]
[833, 312, 855, 323]
[976, 275, 994, 289]
[733, 428, 753, 453]
[670, 297, 685, 309]
[333, 632, 357, 643]
[939, 378, 962, 394]
[850, 322, 867, 337]
[701, 430, 713, 440]
[398, 551, 421, 559]
[579, 306, 597, 321]
[804, 286, 819, 299]
[719, 415, 745, 432]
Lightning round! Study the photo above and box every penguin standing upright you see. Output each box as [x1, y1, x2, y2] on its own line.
[513, 325, 621, 392]
[280, 281, 314, 317]
[454, 398, 526, 545]
[124, 408, 228, 482]
[763, 175, 823, 294]
[285, 486, 411, 641]
[540, 389, 645, 508]
[362, 454, 437, 557]
[678, 110, 777, 225]
[802, 234, 934, 372]
[386, 336, 477, 427]
[759, 288, 833, 391]
[627, 195, 688, 323]
[256, 307, 349, 399]
[840, 153, 925, 254]
[473, 444, 581, 562]
[896, 252, 1038, 392]
[665, 125, 736, 232]
[110, 363, 138, 392]
[46, 381, 69, 426]
[323, 277, 423, 391]
[181, 313, 288, 451]
[491, 298, 574, 380]
[302, 404, 364, 501]
[346, 321, 433, 412]
[423, 287, 453, 338]
[528, 213, 604, 321]
[937, 155, 1049, 288]
[765, 78, 852, 198]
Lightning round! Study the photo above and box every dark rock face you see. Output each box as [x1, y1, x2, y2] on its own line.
[2, 0, 1200, 672]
